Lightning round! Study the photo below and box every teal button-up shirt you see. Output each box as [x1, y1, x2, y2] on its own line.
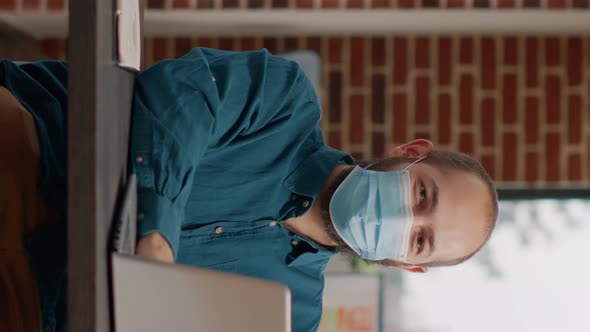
[131, 47, 353, 332]
[2, 48, 354, 332]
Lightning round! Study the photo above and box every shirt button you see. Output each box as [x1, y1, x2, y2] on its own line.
[212, 75, 216, 82]
[135, 155, 144, 164]
[291, 194, 297, 201]
[302, 200, 310, 208]
[291, 240, 299, 246]
[137, 212, 145, 221]
[214, 226, 223, 234]
[269, 221, 278, 227]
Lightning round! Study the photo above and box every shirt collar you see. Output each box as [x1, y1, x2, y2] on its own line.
[282, 145, 354, 200]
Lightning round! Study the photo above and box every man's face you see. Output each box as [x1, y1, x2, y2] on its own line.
[401, 160, 490, 266]
[319, 157, 491, 268]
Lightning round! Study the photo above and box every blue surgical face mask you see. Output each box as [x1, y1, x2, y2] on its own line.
[329, 157, 426, 261]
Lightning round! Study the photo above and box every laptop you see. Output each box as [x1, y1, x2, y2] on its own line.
[110, 175, 292, 332]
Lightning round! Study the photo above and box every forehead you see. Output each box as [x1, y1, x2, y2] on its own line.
[412, 162, 490, 262]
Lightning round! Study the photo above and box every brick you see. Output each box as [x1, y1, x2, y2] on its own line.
[23, 0, 40, 9]
[459, 74, 473, 124]
[459, 132, 474, 155]
[545, 75, 561, 124]
[306, 37, 322, 56]
[568, 154, 582, 181]
[415, 132, 431, 140]
[197, 0, 215, 8]
[503, 37, 518, 65]
[297, 0, 314, 8]
[223, 0, 239, 7]
[174, 38, 192, 58]
[329, 131, 342, 150]
[372, 75, 386, 124]
[473, 0, 490, 8]
[351, 152, 365, 161]
[525, 97, 539, 144]
[248, 0, 265, 8]
[197, 38, 213, 48]
[525, 152, 538, 182]
[481, 98, 495, 146]
[42, 39, 65, 59]
[438, 37, 452, 85]
[329, 72, 342, 123]
[460, 37, 473, 64]
[415, 77, 430, 124]
[272, 0, 289, 7]
[372, 0, 391, 8]
[545, 133, 560, 181]
[347, 0, 364, 7]
[481, 37, 496, 89]
[0, 0, 15, 10]
[415, 37, 430, 68]
[523, 0, 540, 7]
[147, 0, 165, 8]
[422, 0, 439, 7]
[446, 0, 464, 7]
[502, 132, 517, 181]
[152, 38, 168, 62]
[393, 37, 407, 86]
[240, 37, 257, 51]
[372, 37, 386, 67]
[547, 0, 567, 8]
[218, 38, 234, 51]
[47, 0, 65, 10]
[526, 38, 538, 87]
[373, 132, 386, 156]
[392, 94, 407, 144]
[568, 95, 582, 144]
[567, 37, 583, 86]
[323, 0, 340, 8]
[481, 155, 495, 180]
[502, 74, 517, 124]
[350, 38, 366, 87]
[438, 94, 451, 144]
[545, 37, 560, 66]
[284, 37, 299, 51]
[398, 0, 415, 8]
[263, 37, 278, 54]
[573, 0, 589, 8]
[350, 95, 365, 144]
[329, 38, 343, 65]
[172, 0, 191, 7]
[497, 0, 515, 7]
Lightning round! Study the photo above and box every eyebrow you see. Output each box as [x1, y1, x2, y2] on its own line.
[426, 176, 439, 214]
[425, 176, 438, 257]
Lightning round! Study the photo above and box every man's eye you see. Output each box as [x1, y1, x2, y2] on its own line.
[416, 234, 424, 252]
[419, 185, 427, 205]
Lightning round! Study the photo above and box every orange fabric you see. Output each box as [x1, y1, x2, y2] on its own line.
[0, 86, 46, 332]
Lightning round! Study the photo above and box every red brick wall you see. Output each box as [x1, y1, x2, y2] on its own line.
[3, 0, 589, 184]
[142, 35, 590, 184]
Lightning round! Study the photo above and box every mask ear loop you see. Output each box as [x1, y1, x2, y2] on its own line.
[403, 156, 428, 171]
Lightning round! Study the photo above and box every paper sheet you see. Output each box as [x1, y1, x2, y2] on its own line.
[116, 0, 141, 71]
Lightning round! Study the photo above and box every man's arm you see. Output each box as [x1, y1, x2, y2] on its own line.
[131, 47, 314, 261]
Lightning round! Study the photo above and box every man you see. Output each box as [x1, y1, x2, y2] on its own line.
[0, 48, 498, 332]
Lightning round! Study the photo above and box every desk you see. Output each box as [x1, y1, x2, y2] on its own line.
[67, 1, 143, 331]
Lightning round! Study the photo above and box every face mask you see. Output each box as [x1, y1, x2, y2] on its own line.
[329, 157, 426, 261]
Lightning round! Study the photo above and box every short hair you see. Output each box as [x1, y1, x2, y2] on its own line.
[370, 150, 499, 268]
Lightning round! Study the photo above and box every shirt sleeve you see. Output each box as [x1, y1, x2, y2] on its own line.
[130, 47, 316, 256]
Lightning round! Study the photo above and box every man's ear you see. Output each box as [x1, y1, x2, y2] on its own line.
[397, 265, 428, 273]
[389, 139, 434, 158]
